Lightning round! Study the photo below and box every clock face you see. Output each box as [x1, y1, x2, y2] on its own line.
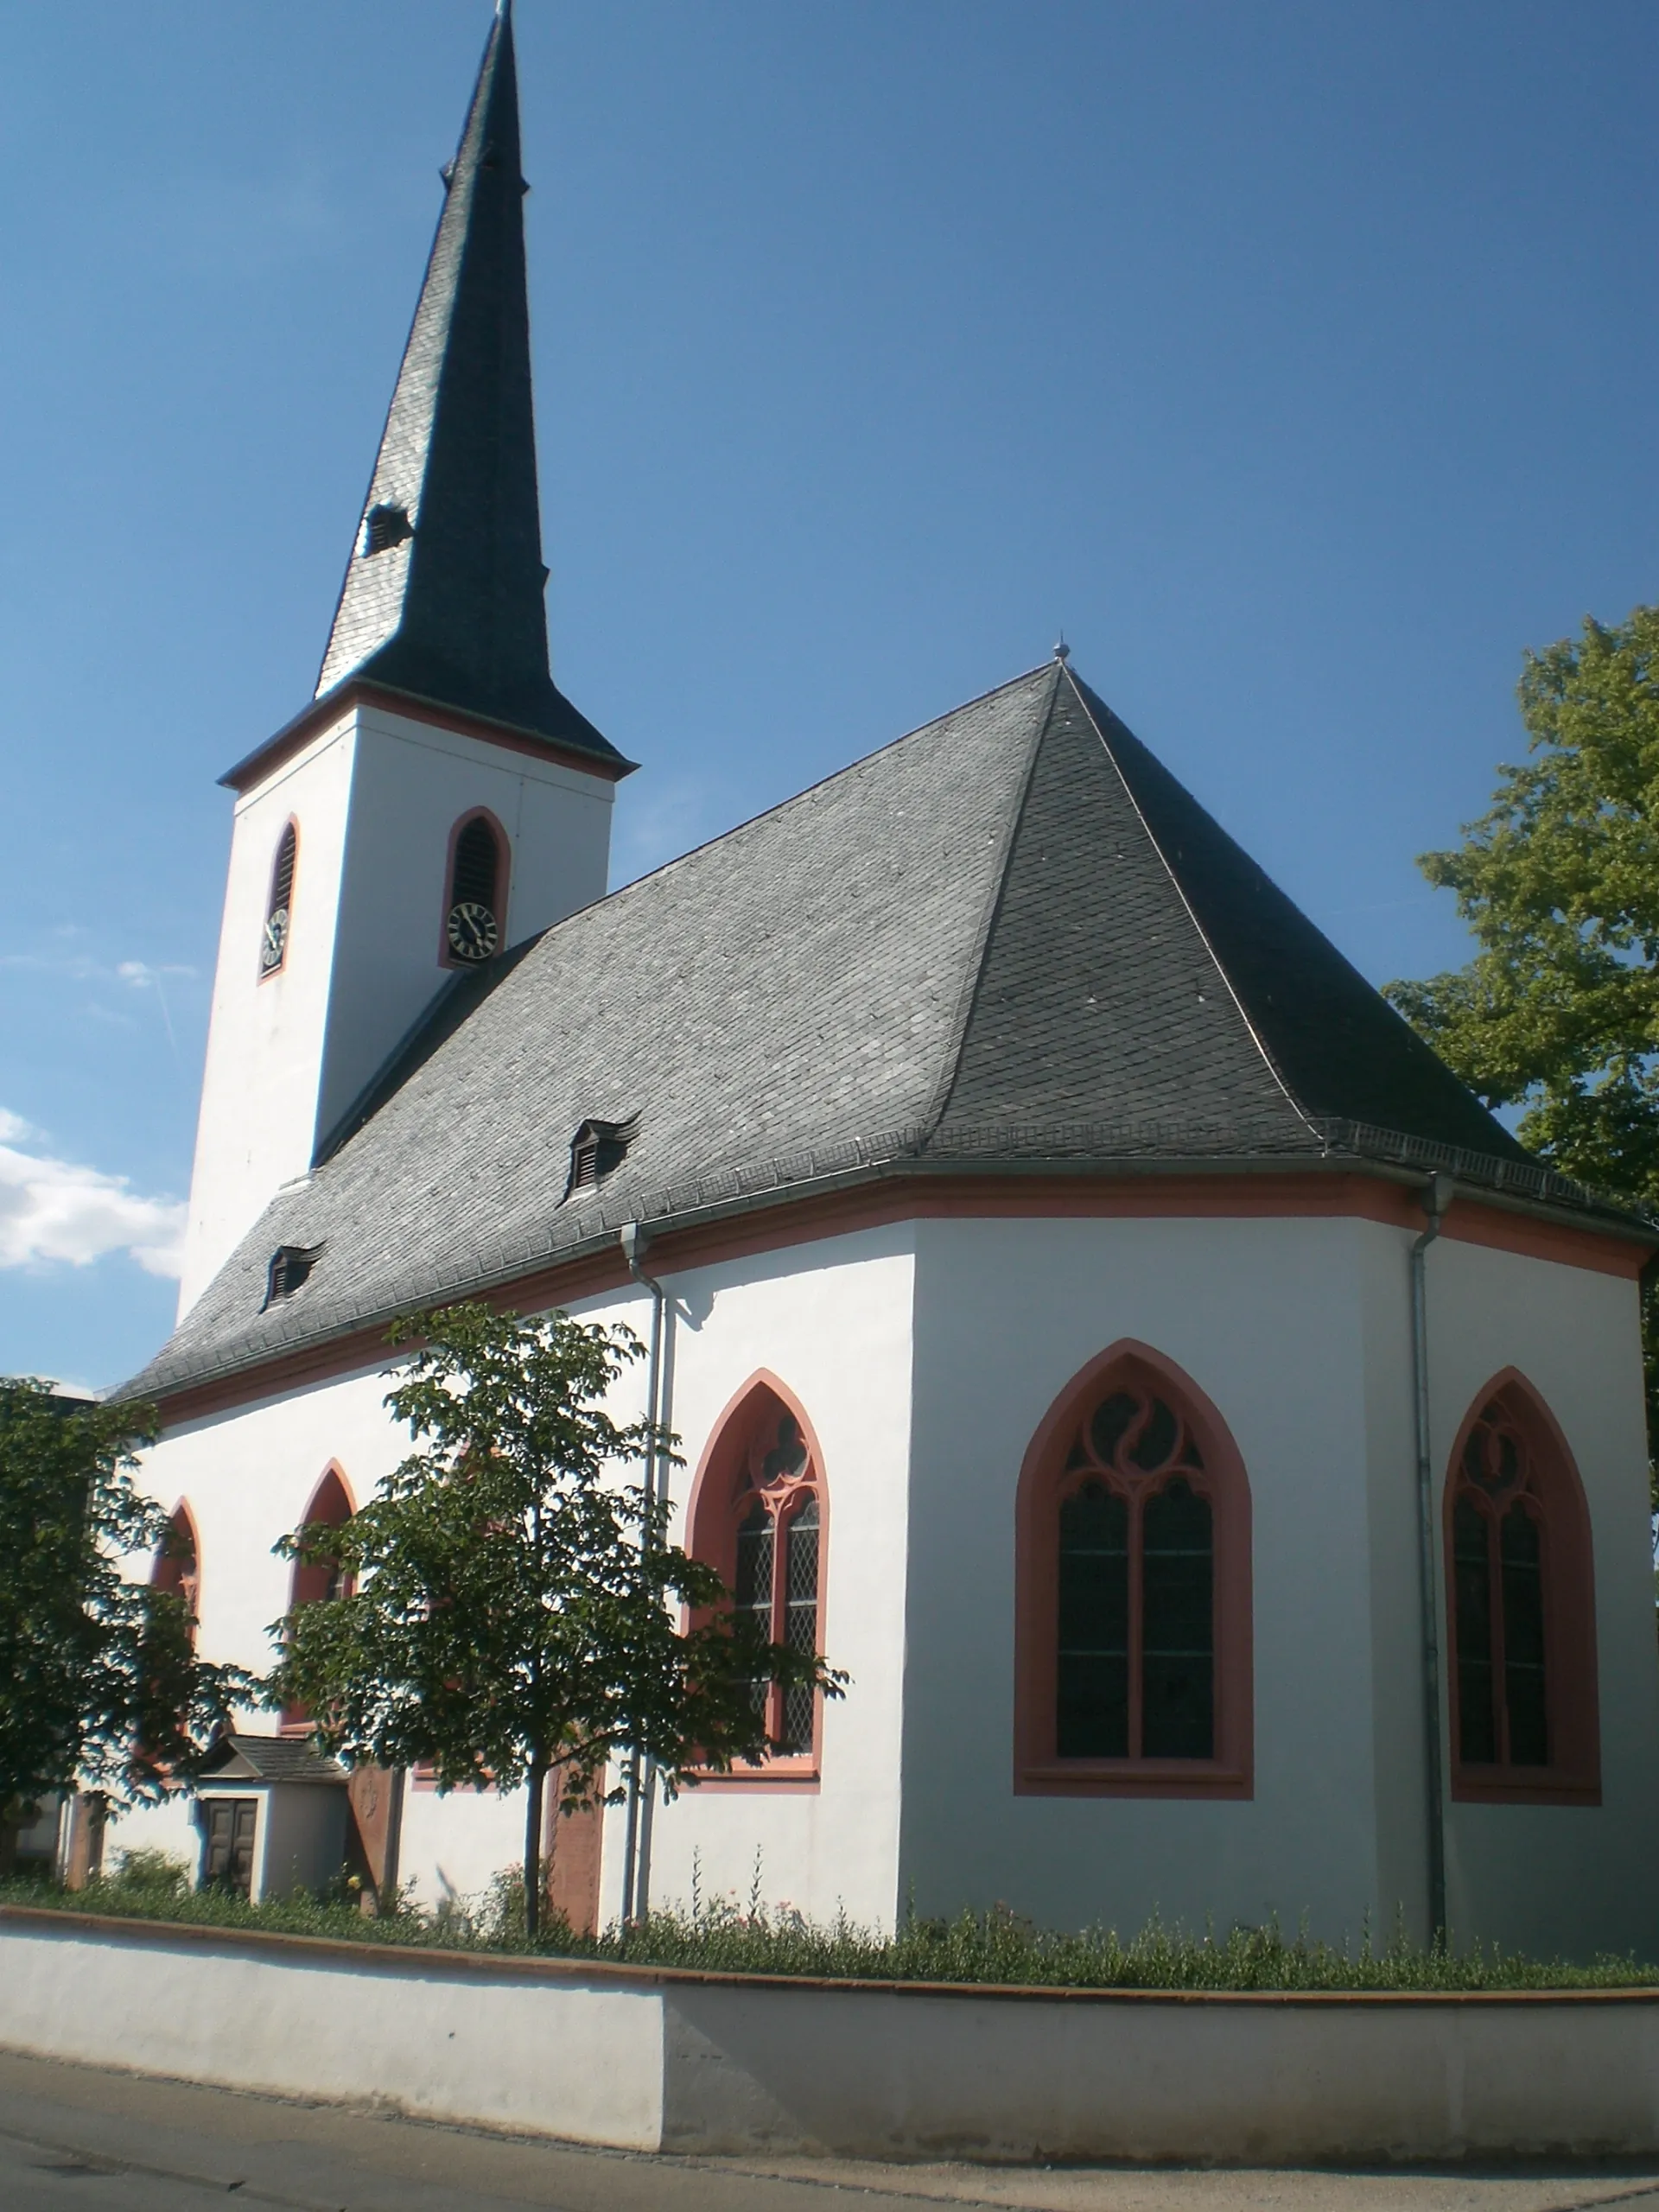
[261, 906, 289, 972]
[447, 899, 499, 962]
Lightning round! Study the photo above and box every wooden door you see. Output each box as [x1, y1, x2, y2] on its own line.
[202, 1798, 257, 1897]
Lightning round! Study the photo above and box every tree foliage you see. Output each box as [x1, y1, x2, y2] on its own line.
[1384, 604, 1659, 1465]
[0, 1378, 251, 1861]
[267, 1304, 843, 1936]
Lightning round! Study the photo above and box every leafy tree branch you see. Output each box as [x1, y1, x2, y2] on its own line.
[266, 1303, 843, 1937]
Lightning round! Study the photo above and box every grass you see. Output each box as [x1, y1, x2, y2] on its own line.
[3, 1851, 1656, 1992]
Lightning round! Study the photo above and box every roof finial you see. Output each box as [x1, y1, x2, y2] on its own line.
[1053, 634, 1071, 664]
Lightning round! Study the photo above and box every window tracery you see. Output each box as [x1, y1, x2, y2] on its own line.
[1016, 1345, 1251, 1797]
[687, 1378, 827, 1777]
[1446, 1376, 1599, 1802]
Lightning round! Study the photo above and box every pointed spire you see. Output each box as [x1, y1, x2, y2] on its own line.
[315, 5, 624, 766]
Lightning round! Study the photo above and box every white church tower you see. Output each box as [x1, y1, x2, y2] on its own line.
[177, 2, 632, 1315]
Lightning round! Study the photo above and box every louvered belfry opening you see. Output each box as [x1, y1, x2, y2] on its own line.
[260, 823, 297, 975]
[450, 817, 499, 915]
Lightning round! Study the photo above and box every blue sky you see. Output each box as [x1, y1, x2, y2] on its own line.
[1, 0, 1656, 1392]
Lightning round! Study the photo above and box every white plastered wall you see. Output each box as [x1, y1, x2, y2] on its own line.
[315, 706, 613, 1147]
[178, 702, 613, 1317]
[179, 707, 355, 1314]
[902, 1211, 1387, 1944]
[121, 1221, 913, 1930]
[607, 1225, 915, 1933]
[1412, 1230, 1659, 1959]
[122, 1196, 1659, 1956]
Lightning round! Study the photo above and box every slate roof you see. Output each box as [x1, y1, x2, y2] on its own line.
[198, 1733, 346, 1789]
[132, 661, 1617, 1406]
[308, 5, 623, 767]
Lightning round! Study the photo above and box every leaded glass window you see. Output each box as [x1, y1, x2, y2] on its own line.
[1141, 1478, 1213, 1758]
[779, 1500, 820, 1753]
[734, 1500, 774, 1726]
[1451, 1398, 1550, 1771]
[1052, 1383, 1215, 1763]
[713, 1402, 825, 1767]
[1057, 1484, 1128, 1757]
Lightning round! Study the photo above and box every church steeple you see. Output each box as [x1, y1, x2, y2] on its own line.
[315, 2, 621, 766]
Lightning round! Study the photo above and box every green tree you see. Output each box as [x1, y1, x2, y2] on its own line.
[0, 1378, 251, 1873]
[1384, 603, 1659, 1466]
[268, 1304, 842, 1939]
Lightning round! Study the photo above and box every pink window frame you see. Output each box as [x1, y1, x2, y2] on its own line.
[437, 806, 512, 970]
[151, 1500, 201, 1649]
[257, 817, 300, 983]
[683, 1370, 830, 1791]
[1014, 1341, 1254, 1799]
[1444, 1370, 1600, 1807]
[280, 1463, 356, 1734]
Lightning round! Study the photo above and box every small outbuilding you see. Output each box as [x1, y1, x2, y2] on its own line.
[194, 1735, 347, 1904]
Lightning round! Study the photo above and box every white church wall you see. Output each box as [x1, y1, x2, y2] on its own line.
[902, 1211, 1386, 1944]
[178, 702, 615, 1320]
[1422, 1233, 1659, 1960]
[591, 1225, 916, 1935]
[118, 1223, 913, 1929]
[106, 1352, 409, 1878]
[315, 705, 614, 1148]
[179, 707, 356, 1314]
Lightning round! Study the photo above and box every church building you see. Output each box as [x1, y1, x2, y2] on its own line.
[115, 3, 1659, 1957]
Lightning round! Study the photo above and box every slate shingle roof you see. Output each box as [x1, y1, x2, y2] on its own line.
[131, 662, 1592, 1405]
[308, 7, 623, 768]
[198, 1733, 346, 1788]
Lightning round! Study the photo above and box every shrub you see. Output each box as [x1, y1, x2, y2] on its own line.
[3, 1865, 1656, 1993]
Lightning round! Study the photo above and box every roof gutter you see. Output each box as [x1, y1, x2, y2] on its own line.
[130, 1148, 1656, 1420]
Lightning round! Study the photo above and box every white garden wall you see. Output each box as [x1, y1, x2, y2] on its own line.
[9, 1910, 1659, 2163]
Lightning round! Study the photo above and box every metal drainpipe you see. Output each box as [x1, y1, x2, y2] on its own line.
[1411, 1172, 1455, 1945]
[619, 1222, 668, 1923]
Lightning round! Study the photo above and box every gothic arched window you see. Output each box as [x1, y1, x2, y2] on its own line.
[151, 1504, 201, 1649]
[281, 1465, 355, 1732]
[1446, 1376, 1599, 1804]
[687, 1375, 828, 1778]
[259, 820, 298, 977]
[1015, 1344, 1252, 1797]
[442, 810, 508, 966]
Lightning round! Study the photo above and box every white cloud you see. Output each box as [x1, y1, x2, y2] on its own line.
[0, 1111, 187, 1279]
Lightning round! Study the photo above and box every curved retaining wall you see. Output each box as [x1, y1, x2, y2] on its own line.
[4, 1907, 1659, 2164]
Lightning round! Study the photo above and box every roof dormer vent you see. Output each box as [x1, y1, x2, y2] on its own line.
[264, 1245, 321, 1307]
[362, 503, 413, 556]
[563, 1118, 637, 1203]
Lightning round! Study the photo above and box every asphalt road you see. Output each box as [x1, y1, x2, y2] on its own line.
[3, 2050, 1659, 2212]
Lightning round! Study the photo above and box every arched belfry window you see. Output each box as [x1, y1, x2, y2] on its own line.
[281, 1466, 355, 1732]
[151, 1503, 201, 1649]
[1446, 1376, 1599, 1804]
[260, 821, 297, 977]
[687, 1375, 828, 1778]
[1015, 1345, 1252, 1797]
[442, 810, 508, 966]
